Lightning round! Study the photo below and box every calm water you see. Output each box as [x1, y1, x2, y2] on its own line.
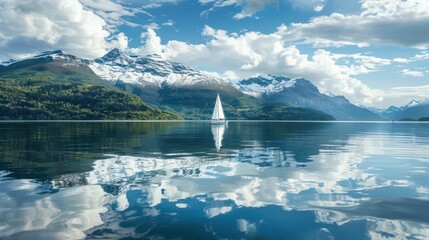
[0, 122, 429, 239]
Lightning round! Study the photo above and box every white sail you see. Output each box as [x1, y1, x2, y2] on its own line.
[211, 94, 225, 120]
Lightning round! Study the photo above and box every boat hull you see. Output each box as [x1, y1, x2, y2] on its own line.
[211, 120, 228, 125]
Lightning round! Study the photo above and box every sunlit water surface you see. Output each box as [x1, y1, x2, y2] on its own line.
[0, 122, 428, 239]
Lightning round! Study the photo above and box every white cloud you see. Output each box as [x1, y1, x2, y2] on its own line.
[373, 85, 429, 107]
[136, 29, 163, 56]
[138, 0, 179, 9]
[143, 22, 160, 30]
[109, 32, 129, 51]
[199, 0, 324, 19]
[200, 0, 268, 19]
[390, 51, 429, 64]
[401, 69, 425, 77]
[393, 58, 411, 63]
[0, 0, 115, 60]
[413, 51, 429, 61]
[332, 53, 391, 72]
[314, 5, 324, 12]
[287, 0, 325, 12]
[233, 0, 278, 19]
[78, 0, 144, 30]
[142, 3, 163, 9]
[162, 20, 175, 27]
[131, 26, 387, 105]
[285, 0, 429, 48]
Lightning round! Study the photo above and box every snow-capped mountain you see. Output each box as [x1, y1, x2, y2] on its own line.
[399, 100, 429, 120]
[371, 99, 429, 120]
[0, 50, 95, 74]
[403, 100, 422, 109]
[0, 59, 16, 67]
[86, 49, 248, 118]
[0, 50, 66, 67]
[89, 48, 226, 87]
[234, 74, 383, 121]
[1, 48, 227, 88]
[233, 74, 297, 97]
[0, 49, 389, 120]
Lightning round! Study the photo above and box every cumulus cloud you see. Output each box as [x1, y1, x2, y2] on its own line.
[285, 0, 429, 48]
[401, 69, 425, 77]
[109, 32, 129, 51]
[136, 29, 163, 56]
[131, 26, 389, 105]
[0, 0, 123, 60]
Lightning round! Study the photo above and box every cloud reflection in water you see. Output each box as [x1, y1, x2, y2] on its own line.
[0, 122, 429, 239]
[80, 130, 429, 238]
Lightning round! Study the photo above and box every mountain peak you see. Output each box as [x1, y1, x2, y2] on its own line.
[404, 100, 420, 108]
[0, 58, 17, 67]
[101, 48, 128, 59]
[35, 50, 66, 58]
[108, 48, 121, 54]
[89, 49, 225, 87]
[146, 54, 164, 60]
[235, 74, 300, 97]
[96, 48, 133, 66]
[1, 49, 77, 68]
[258, 74, 291, 82]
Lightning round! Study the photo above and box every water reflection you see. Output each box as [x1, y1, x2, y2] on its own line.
[0, 180, 111, 240]
[0, 122, 428, 239]
[211, 124, 226, 151]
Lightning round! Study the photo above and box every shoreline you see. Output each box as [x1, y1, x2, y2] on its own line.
[0, 120, 428, 124]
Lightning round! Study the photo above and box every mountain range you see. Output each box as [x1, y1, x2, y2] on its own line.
[370, 100, 429, 121]
[0, 48, 416, 121]
[234, 75, 382, 121]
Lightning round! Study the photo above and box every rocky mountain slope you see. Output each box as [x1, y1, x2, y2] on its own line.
[234, 75, 383, 121]
[370, 100, 429, 120]
[85, 49, 334, 120]
[0, 50, 182, 120]
[1, 49, 387, 121]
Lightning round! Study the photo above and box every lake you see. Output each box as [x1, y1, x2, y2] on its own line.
[0, 121, 428, 239]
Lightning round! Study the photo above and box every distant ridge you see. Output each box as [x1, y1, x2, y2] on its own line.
[234, 74, 383, 121]
[370, 99, 429, 120]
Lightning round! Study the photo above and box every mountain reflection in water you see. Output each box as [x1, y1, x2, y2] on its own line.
[0, 122, 428, 239]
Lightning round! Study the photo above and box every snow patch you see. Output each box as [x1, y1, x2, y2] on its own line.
[234, 75, 297, 97]
[88, 49, 226, 87]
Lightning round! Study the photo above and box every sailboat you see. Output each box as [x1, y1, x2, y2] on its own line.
[211, 94, 227, 125]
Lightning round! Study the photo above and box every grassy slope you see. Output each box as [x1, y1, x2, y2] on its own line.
[1, 56, 334, 121]
[116, 82, 336, 120]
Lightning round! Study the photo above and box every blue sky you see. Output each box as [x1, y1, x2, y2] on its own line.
[0, 0, 429, 108]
